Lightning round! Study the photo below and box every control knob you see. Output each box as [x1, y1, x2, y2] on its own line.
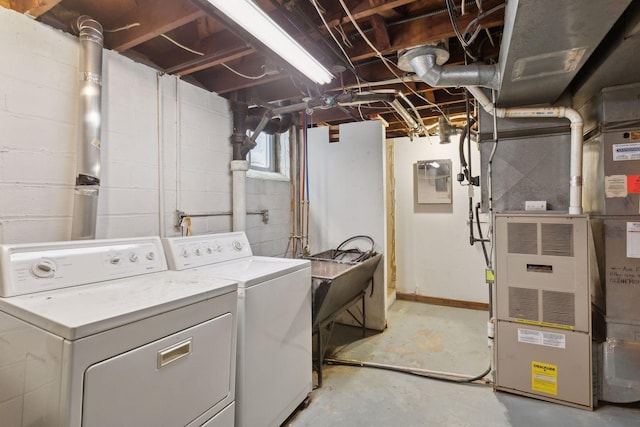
[31, 259, 56, 279]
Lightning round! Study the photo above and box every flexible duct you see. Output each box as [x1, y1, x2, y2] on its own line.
[71, 16, 103, 240]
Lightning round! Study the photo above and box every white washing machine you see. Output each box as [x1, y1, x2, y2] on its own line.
[0, 237, 237, 427]
[162, 232, 312, 427]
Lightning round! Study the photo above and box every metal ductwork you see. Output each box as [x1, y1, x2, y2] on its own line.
[71, 16, 103, 240]
[399, 41, 584, 214]
[496, 0, 632, 107]
[399, 45, 501, 90]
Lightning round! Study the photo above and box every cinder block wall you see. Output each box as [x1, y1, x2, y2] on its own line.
[0, 8, 291, 256]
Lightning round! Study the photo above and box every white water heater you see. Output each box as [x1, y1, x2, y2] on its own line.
[494, 213, 604, 409]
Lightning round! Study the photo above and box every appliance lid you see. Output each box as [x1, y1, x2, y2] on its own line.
[194, 256, 310, 287]
[0, 270, 236, 340]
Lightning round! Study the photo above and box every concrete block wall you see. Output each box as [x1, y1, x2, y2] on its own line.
[246, 177, 292, 256]
[0, 8, 291, 256]
[0, 9, 78, 243]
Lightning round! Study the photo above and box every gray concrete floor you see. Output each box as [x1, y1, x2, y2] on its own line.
[285, 300, 640, 426]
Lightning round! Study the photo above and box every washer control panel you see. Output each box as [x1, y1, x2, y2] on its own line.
[162, 232, 252, 270]
[0, 237, 167, 297]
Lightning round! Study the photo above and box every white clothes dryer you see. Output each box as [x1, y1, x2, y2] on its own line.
[0, 237, 237, 427]
[163, 232, 312, 427]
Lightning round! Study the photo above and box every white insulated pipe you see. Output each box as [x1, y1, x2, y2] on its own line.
[231, 160, 249, 231]
[467, 86, 584, 215]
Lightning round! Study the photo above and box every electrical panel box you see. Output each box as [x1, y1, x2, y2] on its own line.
[494, 214, 603, 409]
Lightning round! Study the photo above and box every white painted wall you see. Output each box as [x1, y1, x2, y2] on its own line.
[307, 121, 387, 330]
[0, 8, 290, 255]
[393, 135, 489, 303]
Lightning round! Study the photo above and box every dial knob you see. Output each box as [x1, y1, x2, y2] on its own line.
[195, 248, 202, 256]
[206, 247, 213, 254]
[146, 251, 155, 261]
[233, 240, 243, 251]
[110, 256, 122, 265]
[216, 245, 223, 253]
[31, 259, 56, 278]
[181, 248, 189, 258]
[129, 253, 138, 263]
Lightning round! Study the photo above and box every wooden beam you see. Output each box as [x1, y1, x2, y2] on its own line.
[326, 0, 416, 27]
[370, 14, 390, 50]
[105, 0, 206, 51]
[346, 0, 505, 62]
[7, 0, 61, 17]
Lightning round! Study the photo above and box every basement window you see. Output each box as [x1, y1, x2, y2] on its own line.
[247, 130, 290, 180]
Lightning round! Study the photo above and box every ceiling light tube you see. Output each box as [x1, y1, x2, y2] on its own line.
[207, 0, 334, 85]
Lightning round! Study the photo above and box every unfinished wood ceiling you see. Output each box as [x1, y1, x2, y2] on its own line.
[5, 0, 505, 137]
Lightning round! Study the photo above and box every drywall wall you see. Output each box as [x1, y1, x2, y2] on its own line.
[0, 7, 290, 255]
[393, 135, 489, 304]
[307, 121, 387, 330]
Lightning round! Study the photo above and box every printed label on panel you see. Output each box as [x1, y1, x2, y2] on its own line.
[518, 328, 566, 348]
[605, 175, 628, 198]
[628, 175, 640, 194]
[531, 361, 558, 395]
[627, 222, 640, 259]
[613, 142, 640, 161]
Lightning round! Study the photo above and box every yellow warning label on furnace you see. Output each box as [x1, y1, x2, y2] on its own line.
[531, 361, 558, 395]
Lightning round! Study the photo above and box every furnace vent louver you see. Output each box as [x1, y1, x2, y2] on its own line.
[541, 223, 574, 257]
[508, 287, 539, 321]
[542, 290, 576, 326]
[508, 223, 537, 254]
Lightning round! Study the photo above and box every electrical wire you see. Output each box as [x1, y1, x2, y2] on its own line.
[309, 0, 357, 74]
[445, 0, 477, 61]
[220, 63, 267, 80]
[104, 22, 140, 33]
[336, 0, 450, 129]
[160, 34, 204, 56]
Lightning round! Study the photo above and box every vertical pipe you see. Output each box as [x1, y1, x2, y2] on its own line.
[71, 16, 103, 240]
[157, 72, 165, 237]
[176, 79, 182, 213]
[231, 160, 249, 231]
[290, 118, 300, 257]
[229, 98, 249, 232]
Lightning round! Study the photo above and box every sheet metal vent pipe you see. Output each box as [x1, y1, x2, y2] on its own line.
[71, 16, 103, 240]
[400, 46, 584, 214]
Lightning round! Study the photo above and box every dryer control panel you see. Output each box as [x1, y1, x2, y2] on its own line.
[162, 232, 252, 270]
[0, 237, 167, 297]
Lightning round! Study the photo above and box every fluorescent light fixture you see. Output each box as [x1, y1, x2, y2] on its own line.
[207, 0, 334, 85]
